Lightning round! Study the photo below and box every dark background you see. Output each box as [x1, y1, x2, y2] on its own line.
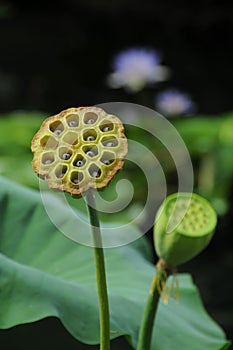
[0, 0, 232, 349]
[0, 0, 233, 115]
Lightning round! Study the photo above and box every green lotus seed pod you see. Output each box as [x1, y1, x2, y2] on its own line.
[154, 193, 217, 266]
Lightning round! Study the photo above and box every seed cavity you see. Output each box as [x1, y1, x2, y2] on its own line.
[42, 152, 55, 165]
[63, 132, 79, 145]
[55, 165, 67, 179]
[101, 153, 115, 165]
[71, 171, 84, 185]
[58, 147, 73, 161]
[73, 154, 86, 168]
[84, 112, 98, 125]
[49, 121, 64, 134]
[101, 136, 118, 148]
[83, 145, 98, 158]
[83, 129, 97, 142]
[88, 164, 101, 178]
[40, 135, 58, 149]
[66, 114, 79, 128]
[99, 120, 114, 132]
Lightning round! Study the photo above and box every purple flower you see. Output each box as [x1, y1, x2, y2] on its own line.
[155, 89, 196, 117]
[107, 48, 169, 92]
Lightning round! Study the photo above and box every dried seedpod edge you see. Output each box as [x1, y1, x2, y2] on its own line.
[31, 106, 128, 197]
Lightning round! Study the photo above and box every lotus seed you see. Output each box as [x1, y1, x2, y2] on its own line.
[54, 129, 62, 135]
[86, 135, 95, 141]
[92, 171, 100, 178]
[44, 159, 53, 164]
[103, 126, 111, 132]
[57, 172, 65, 178]
[87, 119, 95, 124]
[86, 151, 95, 157]
[76, 160, 84, 167]
[72, 178, 80, 184]
[104, 160, 111, 165]
[68, 120, 78, 127]
[62, 153, 71, 160]
[106, 141, 114, 147]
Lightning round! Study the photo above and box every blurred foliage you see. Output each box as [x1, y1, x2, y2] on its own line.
[174, 115, 233, 214]
[124, 114, 233, 215]
[0, 111, 45, 188]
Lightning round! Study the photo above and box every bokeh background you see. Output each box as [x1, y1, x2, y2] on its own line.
[0, 1, 233, 349]
[0, 0, 233, 114]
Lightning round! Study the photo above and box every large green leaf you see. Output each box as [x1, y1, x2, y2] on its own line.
[0, 176, 230, 349]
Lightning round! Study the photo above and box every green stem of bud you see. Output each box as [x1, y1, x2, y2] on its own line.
[85, 190, 110, 350]
[137, 259, 173, 350]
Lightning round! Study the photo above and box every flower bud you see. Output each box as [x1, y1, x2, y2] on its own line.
[154, 193, 217, 266]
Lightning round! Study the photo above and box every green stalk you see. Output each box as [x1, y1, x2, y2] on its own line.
[85, 190, 110, 350]
[137, 259, 172, 350]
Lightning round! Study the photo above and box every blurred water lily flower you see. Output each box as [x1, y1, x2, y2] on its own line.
[107, 48, 169, 93]
[155, 89, 196, 117]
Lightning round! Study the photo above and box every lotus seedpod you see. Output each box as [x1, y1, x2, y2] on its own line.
[31, 106, 128, 197]
[154, 193, 217, 266]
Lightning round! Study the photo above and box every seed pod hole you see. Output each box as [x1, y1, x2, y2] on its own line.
[42, 152, 55, 165]
[49, 121, 64, 134]
[99, 120, 114, 132]
[70, 171, 84, 185]
[73, 154, 86, 167]
[168, 196, 212, 235]
[55, 165, 67, 179]
[88, 164, 101, 178]
[66, 114, 79, 128]
[83, 112, 98, 125]
[83, 129, 97, 142]
[101, 136, 118, 148]
[63, 132, 79, 145]
[40, 135, 58, 149]
[100, 151, 115, 166]
[83, 145, 98, 157]
[59, 147, 73, 161]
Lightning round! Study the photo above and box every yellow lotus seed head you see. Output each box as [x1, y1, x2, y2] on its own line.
[31, 106, 128, 197]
